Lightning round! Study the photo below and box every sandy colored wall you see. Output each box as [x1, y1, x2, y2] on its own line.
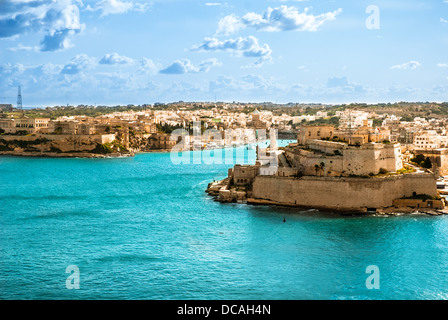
[392, 198, 444, 209]
[251, 173, 437, 210]
[0, 134, 116, 153]
[414, 149, 448, 176]
[0, 134, 114, 143]
[286, 141, 402, 176]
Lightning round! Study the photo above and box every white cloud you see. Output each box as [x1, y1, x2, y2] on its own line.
[160, 58, 221, 74]
[7, 43, 38, 52]
[326, 76, 366, 93]
[209, 74, 283, 94]
[54, 4, 83, 31]
[0, 0, 85, 52]
[0, 63, 26, 78]
[61, 54, 96, 75]
[138, 57, 159, 74]
[160, 59, 198, 74]
[99, 53, 134, 65]
[441, 18, 448, 23]
[216, 5, 342, 35]
[216, 14, 246, 36]
[198, 58, 223, 72]
[40, 29, 78, 52]
[85, 0, 148, 17]
[38, 63, 63, 76]
[0, 61, 66, 94]
[390, 61, 421, 70]
[205, 2, 231, 8]
[437, 63, 448, 67]
[134, 2, 151, 12]
[192, 36, 272, 66]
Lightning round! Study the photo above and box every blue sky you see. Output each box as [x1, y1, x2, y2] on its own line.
[0, 0, 447, 107]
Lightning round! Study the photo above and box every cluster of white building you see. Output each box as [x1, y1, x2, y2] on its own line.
[4, 104, 448, 153]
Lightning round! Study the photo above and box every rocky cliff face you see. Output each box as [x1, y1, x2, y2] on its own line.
[0, 131, 172, 157]
[129, 134, 154, 152]
[0, 135, 132, 157]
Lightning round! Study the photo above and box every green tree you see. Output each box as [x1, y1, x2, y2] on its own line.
[423, 157, 432, 169]
[411, 154, 425, 165]
[319, 162, 325, 176]
[372, 119, 382, 127]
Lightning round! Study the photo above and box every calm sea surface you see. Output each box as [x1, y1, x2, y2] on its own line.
[1, 140, 448, 300]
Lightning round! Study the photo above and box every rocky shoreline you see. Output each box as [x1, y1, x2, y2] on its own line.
[0, 150, 135, 158]
[206, 179, 448, 216]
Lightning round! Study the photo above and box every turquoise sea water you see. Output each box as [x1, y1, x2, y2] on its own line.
[1, 141, 448, 300]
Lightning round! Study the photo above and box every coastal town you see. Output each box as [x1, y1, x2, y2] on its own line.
[2, 101, 448, 214]
[2, 101, 448, 162]
[3, 0, 448, 302]
[0, 102, 284, 157]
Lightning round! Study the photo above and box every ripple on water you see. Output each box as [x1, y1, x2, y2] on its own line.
[1, 144, 448, 299]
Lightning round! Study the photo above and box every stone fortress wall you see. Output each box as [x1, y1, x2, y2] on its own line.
[251, 173, 438, 211]
[210, 124, 443, 212]
[285, 139, 403, 177]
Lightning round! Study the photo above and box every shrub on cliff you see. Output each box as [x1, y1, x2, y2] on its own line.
[333, 150, 342, 156]
[401, 194, 442, 201]
[397, 166, 416, 174]
[50, 146, 62, 153]
[422, 157, 432, 169]
[0, 145, 13, 151]
[410, 154, 432, 169]
[411, 154, 425, 165]
[93, 140, 128, 154]
[96, 143, 114, 154]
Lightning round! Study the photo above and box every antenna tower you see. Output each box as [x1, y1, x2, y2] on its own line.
[17, 86, 23, 111]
